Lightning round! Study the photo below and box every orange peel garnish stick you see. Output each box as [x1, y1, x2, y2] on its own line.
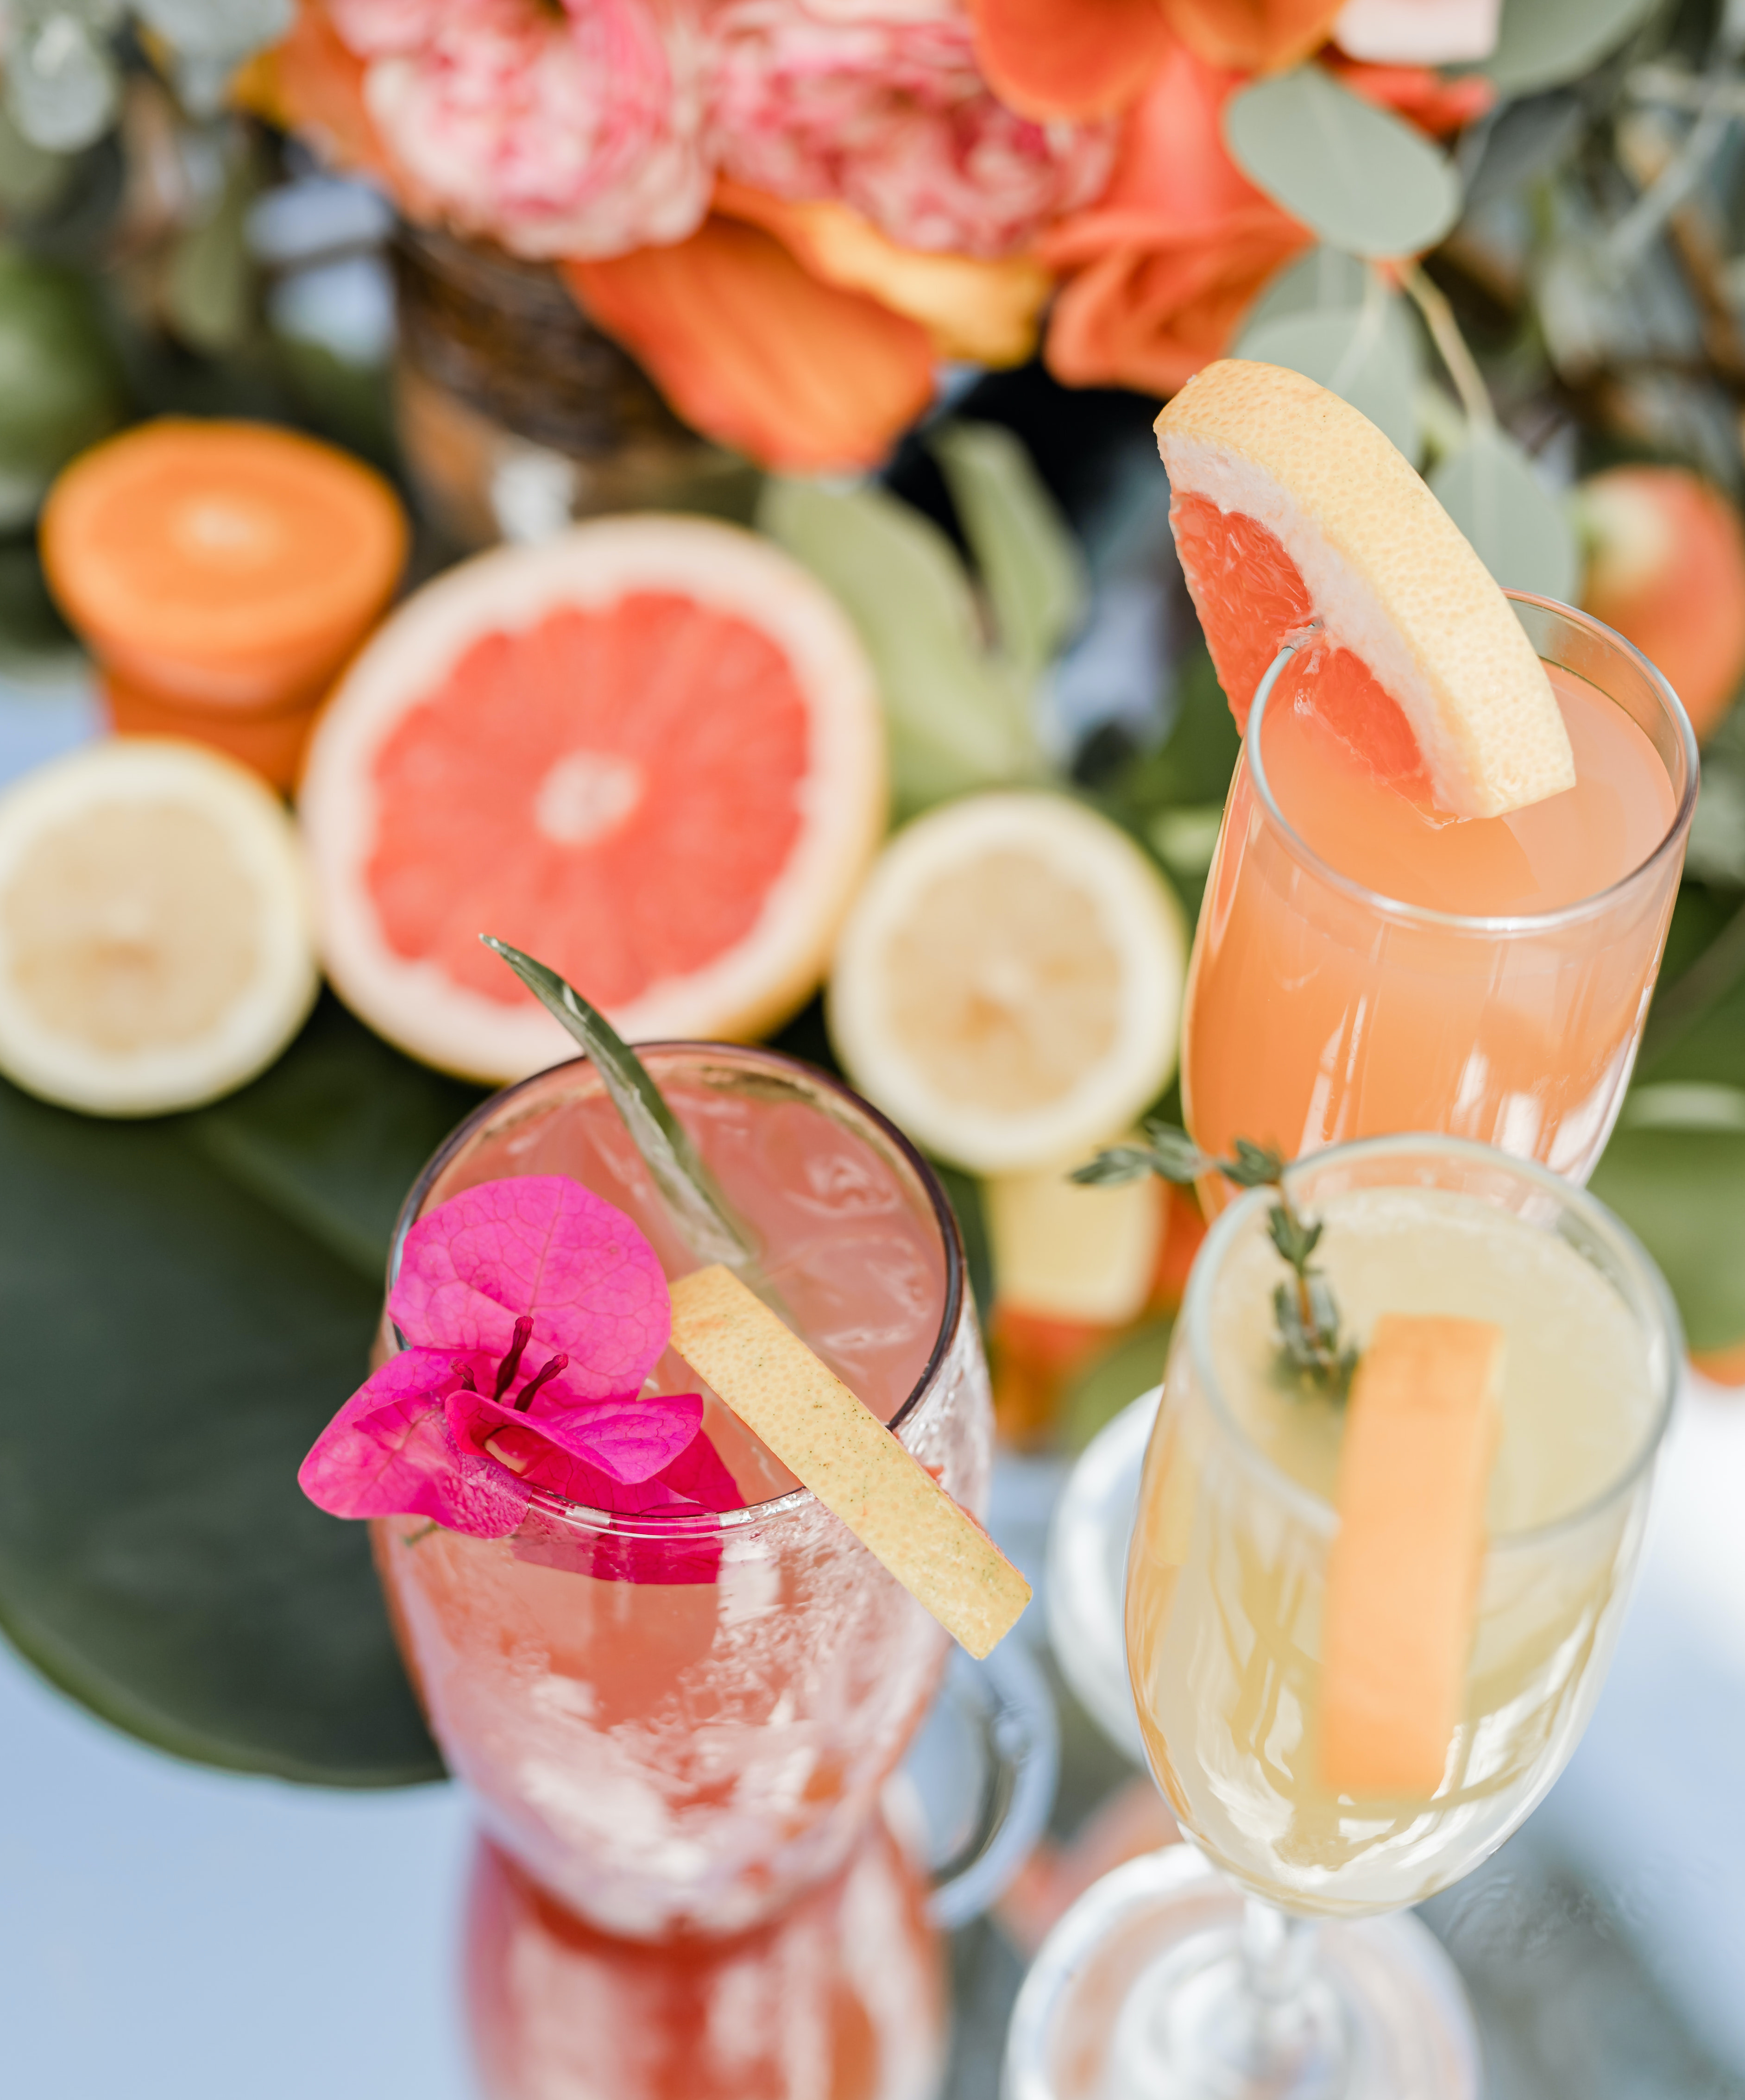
[1320, 1313, 1504, 1798]
[669, 1265, 1031, 1658]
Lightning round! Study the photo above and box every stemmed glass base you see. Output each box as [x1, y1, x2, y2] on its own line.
[1003, 1847, 1480, 2100]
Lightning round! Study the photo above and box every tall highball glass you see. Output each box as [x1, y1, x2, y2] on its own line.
[372, 1044, 995, 1943]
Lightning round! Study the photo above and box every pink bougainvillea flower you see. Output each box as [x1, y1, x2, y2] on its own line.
[299, 1175, 738, 1539]
[706, 1, 1116, 259]
[286, 0, 711, 261]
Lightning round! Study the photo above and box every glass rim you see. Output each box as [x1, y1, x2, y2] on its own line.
[389, 1040, 967, 1539]
[1244, 591, 1700, 937]
[1181, 1131, 1683, 1553]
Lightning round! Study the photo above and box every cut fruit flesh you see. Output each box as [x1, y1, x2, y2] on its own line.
[986, 1156, 1163, 1324]
[0, 737, 318, 1114]
[1320, 1313, 1503, 1798]
[828, 792, 1187, 1174]
[297, 516, 886, 1081]
[1157, 359, 1575, 820]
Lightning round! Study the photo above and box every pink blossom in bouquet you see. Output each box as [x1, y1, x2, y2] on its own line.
[706, 0, 1116, 258]
[326, 0, 712, 259]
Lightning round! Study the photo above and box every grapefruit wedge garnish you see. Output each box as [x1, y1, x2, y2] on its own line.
[1156, 361, 1576, 820]
[297, 517, 885, 1081]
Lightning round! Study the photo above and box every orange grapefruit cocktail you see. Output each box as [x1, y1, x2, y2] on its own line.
[1158, 365, 1698, 1189]
[371, 1045, 993, 1941]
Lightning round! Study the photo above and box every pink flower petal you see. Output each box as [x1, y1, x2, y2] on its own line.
[655, 1430, 747, 1512]
[390, 1176, 670, 1398]
[446, 1382, 705, 1486]
[298, 1348, 529, 1538]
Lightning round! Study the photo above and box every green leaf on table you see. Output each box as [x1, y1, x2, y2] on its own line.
[0, 996, 483, 1786]
[930, 420, 1087, 683]
[1589, 1085, 1745, 1355]
[1428, 425, 1580, 600]
[1484, 0, 1658, 98]
[1223, 64, 1462, 261]
[1236, 298, 1422, 462]
[759, 474, 1042, 817]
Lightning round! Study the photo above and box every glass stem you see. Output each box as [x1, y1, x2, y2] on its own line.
[1238, 1899, 1324, 2067]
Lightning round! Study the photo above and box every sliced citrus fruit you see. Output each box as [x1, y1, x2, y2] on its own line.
[986, 1153, 1163, 1325]
[0, 738, 318, 1114]
[1157, 360, 1575, 819]
[828, 792, 1186, 1174]
[297, 516, 885, 1080]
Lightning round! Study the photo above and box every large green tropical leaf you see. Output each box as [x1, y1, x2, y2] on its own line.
[0, 995, 482, 1784]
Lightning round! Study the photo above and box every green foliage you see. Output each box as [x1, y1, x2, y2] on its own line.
[0, 996, 482, 1783]
[1428, 425, 1581, 600]
[930, 420, 1087, 686]
[759, 467, 1045, 817]
[0, 245, 126, 523]
[1223, 64, 1462, 261]
[1238, 286, 1423, 462]
[1484, 0, 1660, 97]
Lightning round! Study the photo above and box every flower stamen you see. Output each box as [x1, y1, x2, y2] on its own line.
[493, 1316, 535, 1401]
[513, 1353, 570, 1413]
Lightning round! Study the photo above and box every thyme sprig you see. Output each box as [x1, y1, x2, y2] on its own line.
[1072, 1122, 1358, 1401]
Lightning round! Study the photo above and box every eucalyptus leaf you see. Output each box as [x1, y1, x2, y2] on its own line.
[1589, 1087, 1745, 1353]
[1240, 245, 1370, 334]
[1223, 64, 1462, 262]
[0, 997, 463, 1785]
[481, 937, 756, 1270]
[931, 421, 1086, 683]
[1485, 0, 1657, 98]
[759, 474, 1041, 816]
[1428, 425, 1580, 600]
[1237, 298, 1421, 461]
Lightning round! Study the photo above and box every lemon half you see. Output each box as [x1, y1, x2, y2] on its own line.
[828, 792, 1187, 1174]
[0, 738, 318, 1114]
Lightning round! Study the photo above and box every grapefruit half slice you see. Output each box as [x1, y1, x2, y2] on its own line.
[1156, 361, 1575, 819]
[297, 517, 885, 1080]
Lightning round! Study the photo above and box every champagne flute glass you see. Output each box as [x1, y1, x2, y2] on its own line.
[1183, 597, 1697, 1194]
[1008, 1133, 1681, 2099]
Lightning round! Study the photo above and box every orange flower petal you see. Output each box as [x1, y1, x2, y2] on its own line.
[254, 3, 397, 193]
[1044, 212, 1310, 395]
[716, 181, 1052, 368]
[1323, 56, 1497, 134]
[1159, 0, 1344, 72]
[562, 218, 935, 475]
[968, 0, 1175, 120]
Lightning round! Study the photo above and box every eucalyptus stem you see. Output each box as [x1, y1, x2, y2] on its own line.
[1399, 261, 1495, 433]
